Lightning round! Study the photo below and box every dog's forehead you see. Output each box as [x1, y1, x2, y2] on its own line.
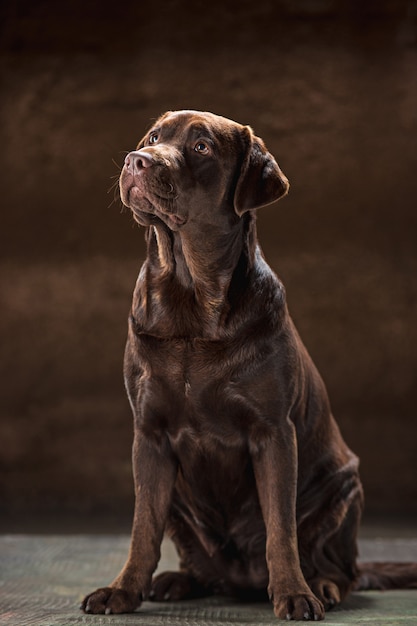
[157, 110, 244, 142]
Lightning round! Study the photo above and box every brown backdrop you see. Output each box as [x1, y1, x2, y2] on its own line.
[1, 0, 416, 525]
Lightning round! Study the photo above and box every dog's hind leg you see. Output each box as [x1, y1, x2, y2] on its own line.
[300, 474, 364, 610]
[150, 570, 211, 601]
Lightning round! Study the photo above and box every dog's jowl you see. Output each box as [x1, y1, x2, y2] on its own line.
[82, 110, 417, 621]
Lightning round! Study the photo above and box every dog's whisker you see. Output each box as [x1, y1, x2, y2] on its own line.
[107, 179, 119, 194]
[107, 196, 123, 210]
[112, 157, 123, 171]
[107, 175, 122, 209]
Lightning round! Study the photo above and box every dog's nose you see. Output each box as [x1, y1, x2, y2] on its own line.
[125, 150, 154, 172]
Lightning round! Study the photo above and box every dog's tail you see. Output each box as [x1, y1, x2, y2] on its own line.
[355, 562, 417, 590]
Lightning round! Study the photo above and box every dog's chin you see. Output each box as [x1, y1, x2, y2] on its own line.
[130, 203, 186, 231]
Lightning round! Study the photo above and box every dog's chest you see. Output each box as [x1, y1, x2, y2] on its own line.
[129, 332, 270, 449]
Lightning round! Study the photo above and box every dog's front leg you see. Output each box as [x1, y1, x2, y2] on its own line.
[251, 421, 325, 621]
[82, 430, 177, 614]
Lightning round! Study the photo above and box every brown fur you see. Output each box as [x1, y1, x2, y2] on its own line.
[81, 110, 417, 620]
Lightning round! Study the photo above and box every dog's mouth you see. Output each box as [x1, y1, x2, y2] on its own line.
[120, 169, 186, 230]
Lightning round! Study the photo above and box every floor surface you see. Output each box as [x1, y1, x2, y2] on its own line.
[1, 532, 417, 625]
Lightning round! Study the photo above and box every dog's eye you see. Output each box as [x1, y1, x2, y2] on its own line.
[194, 141, 209, 155]
[148, 132, 159, 145]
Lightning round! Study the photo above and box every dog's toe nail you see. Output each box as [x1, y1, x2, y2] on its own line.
[105, 607, 112, 615]
[163, 592, 171, 600]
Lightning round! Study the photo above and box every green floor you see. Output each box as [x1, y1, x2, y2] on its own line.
[1, 533, 417, 625]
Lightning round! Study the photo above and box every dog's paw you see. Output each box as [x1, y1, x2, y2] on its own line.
[81, 586, 141, 614]
[273, 592, 325, 621]
[309, 578, 341, 610]
[149, 571, 204, 601]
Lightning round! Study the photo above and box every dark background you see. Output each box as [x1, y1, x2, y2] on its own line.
[1, 0, 416, 529]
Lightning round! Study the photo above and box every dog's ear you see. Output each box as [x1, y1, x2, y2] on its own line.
[234, 126, 289, 216]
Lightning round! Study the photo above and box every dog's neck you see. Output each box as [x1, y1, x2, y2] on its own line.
[133, 214, 257, 337]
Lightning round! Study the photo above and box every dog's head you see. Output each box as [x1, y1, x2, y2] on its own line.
[119, 110, 289, 231]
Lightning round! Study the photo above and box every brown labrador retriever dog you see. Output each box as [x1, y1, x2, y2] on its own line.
[82, 110, 417, 620]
